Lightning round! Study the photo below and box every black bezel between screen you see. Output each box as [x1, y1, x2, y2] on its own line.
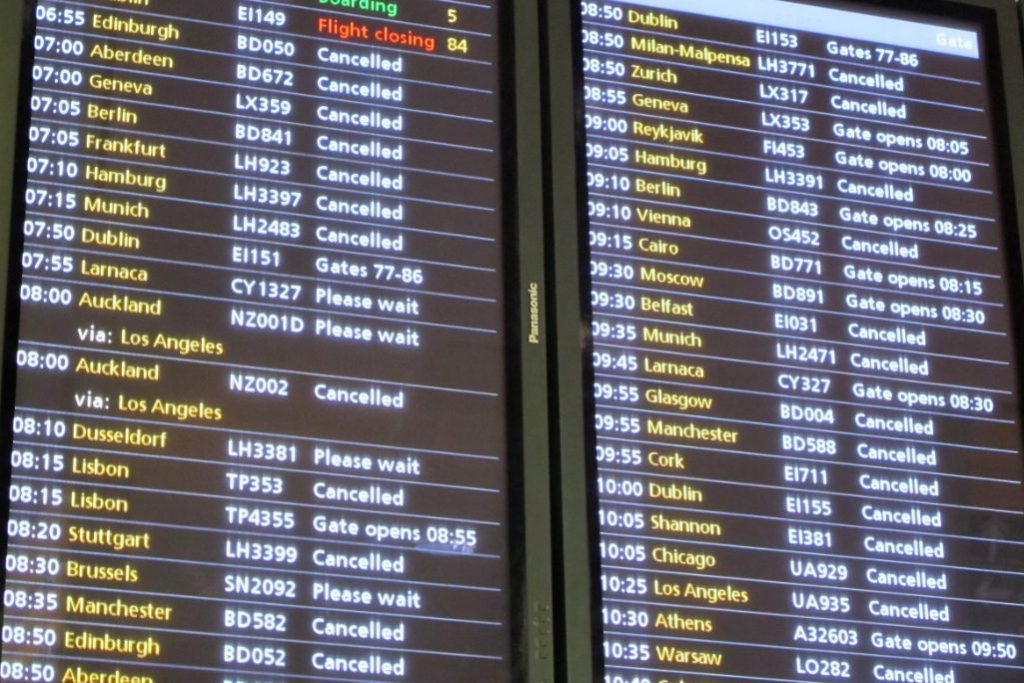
[0, 0, 39, 642]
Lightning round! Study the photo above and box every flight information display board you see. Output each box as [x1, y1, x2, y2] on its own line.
[2, 0, 513, 681]
[575, 0, 1024, 681]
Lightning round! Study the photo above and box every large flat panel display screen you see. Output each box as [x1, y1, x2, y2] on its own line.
[575, 0, 1024, 681]
[1, 0, 513, 681]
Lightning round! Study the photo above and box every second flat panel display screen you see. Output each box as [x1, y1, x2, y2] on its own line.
[576, 0, 1024, 681]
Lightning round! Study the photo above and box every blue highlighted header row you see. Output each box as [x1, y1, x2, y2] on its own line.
[613, 0, 981, 59]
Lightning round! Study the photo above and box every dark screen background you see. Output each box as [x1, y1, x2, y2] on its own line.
[575, 0, 1024, 681]
[1, 0, 513, 680]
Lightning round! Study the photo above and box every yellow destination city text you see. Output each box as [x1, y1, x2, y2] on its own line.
[79, 291, 162, 316]
[646, 388, 713, 412]
[651, 513, 723, 537]
[648, 418, 739, 443]
[118, 395, 224, 422]
[641, 267, 705, 289]
[87, 104, 138, 125]
[90, 43, 175, 69]
[86, 165, 167, 193]
[72, 423, 168, 448]
[64, 630, 160, 659]
[89, 73, 154, 97]
[92, 13, 180, 42]
[642, 296, 695, 318]
[86, 134, 167, 159]
[631, 36, 752, 68]
[634, 120, 705, 145]
[84, 196, 150, 219]
[655, 579, 749, 604]
[71, 490, 130, 513]
[68, 525, 152, 551]
[657, 611, 714, 633]
[67, 595, 172, 621]
[637, 207, 693, 229]
[61, 667, 153, 683]
[81, 259, 151, 283]
[83, 227, 142, 250]
[73, 456, 132, 479]
[121, 329, 225, 356]
[76, 356, 161, 381]
[67, 559, 139, 583]
[644, 357, 706, 380]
